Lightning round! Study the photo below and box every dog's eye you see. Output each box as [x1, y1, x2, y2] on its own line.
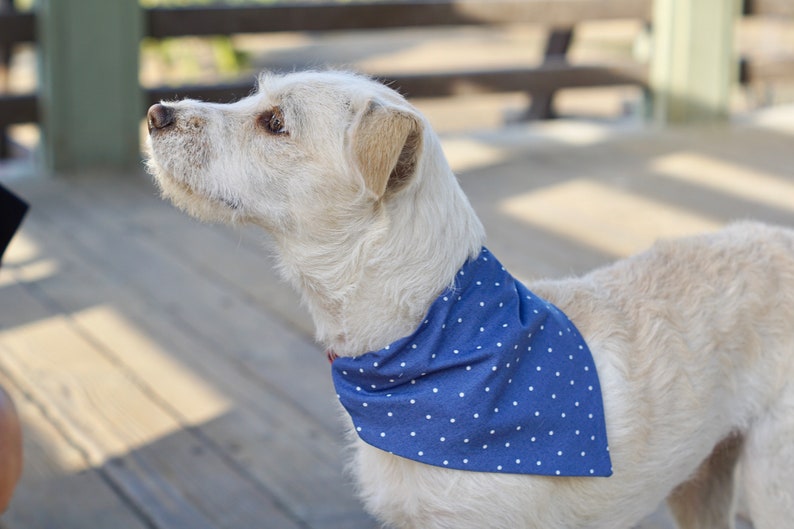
[257, 108, 288, 135]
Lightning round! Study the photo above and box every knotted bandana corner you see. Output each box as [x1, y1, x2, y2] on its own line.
[331, 248, 612, 477]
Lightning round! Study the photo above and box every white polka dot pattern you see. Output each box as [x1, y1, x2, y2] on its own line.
[331, 248, 612, 477]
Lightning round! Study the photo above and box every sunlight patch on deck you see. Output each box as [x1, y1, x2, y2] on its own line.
[651, 151, 794, 213]
[441, 138, 510, 173]
[0, 232, 59, 287]
[0, 306, 232, 464]
[528, 119, 619, 146]
[0, 258, 59, 288]
[74, 305, 234, 426]
[2, 231, 38, 265]
[748, 103, 794, 137]
[441, 120, 620, 173]
[500, 179, 722, 257]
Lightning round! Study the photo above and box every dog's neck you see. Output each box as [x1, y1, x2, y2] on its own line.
[275, 133, 485, 358]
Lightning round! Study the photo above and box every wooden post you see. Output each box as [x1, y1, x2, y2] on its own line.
[37, 0, 143, 173]
[525, 28, 574, 120]
[651, 0, 742, 123]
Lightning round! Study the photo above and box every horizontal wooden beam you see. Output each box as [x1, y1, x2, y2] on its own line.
[145, 0, 652, 39]
[146, 63, 648, 106]
[388, 63, 648, 98]
[740, 56, 794, 84]
[744, 0, 794, 16]
[0, 11, 35, 45]
[0, 94, 37, 127]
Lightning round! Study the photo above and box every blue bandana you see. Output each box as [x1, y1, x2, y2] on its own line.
[331, 248, 612, 477]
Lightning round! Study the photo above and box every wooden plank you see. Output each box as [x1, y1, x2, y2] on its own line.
[0, 366, 151, 529]
[389, 63, 648, 98]
[740, 56, 794, 84]
[145, 0, 652, 39]
[146, 63, 648, 106]
[94, 179, 315, 338]
[0, 278, 307, 529]
[33, 177, 336, 428]
[0, 95, 37, 128]
[744, 0, 794, 16]
[0, 232, 146, 529]
[7, 177, 376, 527]
[0, 11, 35, 46]
[526, 28, 575, 120]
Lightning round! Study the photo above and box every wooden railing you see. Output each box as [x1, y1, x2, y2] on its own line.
[1, 0, 653, 162]
[744, 0, 794, 17]
[142, 0, 651, 115]
[0, 5, 36, 157]
[740, 0, 794, 86]
[146, 1, 651, 35]
[1, 0, 794, 164]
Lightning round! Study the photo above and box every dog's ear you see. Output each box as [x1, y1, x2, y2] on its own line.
[351, 100, 423, 198]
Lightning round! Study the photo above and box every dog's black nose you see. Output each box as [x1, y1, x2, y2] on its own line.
[147, 104, 175, 132]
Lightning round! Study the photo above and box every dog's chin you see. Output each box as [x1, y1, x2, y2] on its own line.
[152, 169, 243, 225]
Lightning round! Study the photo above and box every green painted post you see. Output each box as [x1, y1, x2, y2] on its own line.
[651, 0, 742, 123]
[37, 0, 143, 173]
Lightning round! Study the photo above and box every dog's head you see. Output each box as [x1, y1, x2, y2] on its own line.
[145, 71, 425, 236]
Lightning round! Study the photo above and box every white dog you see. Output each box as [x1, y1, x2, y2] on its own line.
[146, 70, 794, 529]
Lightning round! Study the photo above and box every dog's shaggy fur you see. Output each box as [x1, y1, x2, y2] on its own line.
[146, 70, 794, 529]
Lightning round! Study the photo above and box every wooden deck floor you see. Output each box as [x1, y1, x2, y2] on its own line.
[3, 106, 793, 529]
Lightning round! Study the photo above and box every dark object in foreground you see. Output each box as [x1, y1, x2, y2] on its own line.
[0, 183, 28, 266]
